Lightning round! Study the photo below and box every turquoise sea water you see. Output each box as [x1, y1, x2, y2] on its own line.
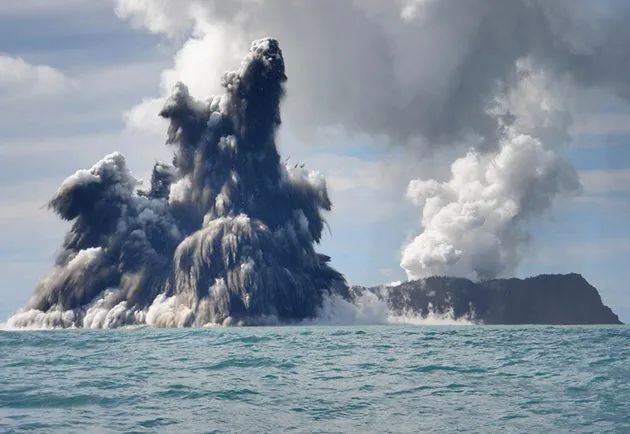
[0, 325, 628, 433]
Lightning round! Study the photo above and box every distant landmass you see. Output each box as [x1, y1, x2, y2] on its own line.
[351, 273, 622, 325]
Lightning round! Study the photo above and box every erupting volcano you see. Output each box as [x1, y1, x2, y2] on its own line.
[9, 38, 346, 328]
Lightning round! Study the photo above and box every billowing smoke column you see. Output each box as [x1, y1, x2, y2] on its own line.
[9, 38, 345, 328]
[401, 63, 579, 280]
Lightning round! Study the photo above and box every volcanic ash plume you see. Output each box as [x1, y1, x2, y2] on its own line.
[8, 38, 345, 328]
[401, 63, 580, 281]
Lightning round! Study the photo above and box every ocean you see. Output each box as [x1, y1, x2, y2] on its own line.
[0, 325, 628, 433]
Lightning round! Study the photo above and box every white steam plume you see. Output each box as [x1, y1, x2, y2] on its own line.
[402, 62, 580, 280]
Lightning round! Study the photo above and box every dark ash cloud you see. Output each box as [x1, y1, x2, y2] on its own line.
[9, 39, 345, 328]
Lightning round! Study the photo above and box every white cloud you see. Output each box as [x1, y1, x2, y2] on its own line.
[0, 55, 73, 100]
[123, 97, 168, 134]
[113, 0, 200, 36]
[118, 15, 246, 135]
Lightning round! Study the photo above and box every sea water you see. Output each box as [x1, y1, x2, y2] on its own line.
[0, 325, 628, 433]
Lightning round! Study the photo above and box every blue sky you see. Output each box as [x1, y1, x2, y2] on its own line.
[1, 1, 629, 322]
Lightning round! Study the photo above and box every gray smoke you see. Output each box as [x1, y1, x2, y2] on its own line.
[117, 0, 630, 147]
[9, 39, 345, 328]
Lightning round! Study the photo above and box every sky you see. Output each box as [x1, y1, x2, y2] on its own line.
[1, 0, 629, 322]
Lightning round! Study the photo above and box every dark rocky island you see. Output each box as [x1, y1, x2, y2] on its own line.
[351, 273, 622, 325]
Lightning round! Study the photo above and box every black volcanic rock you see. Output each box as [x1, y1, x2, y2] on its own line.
[352, 273, 622, 325]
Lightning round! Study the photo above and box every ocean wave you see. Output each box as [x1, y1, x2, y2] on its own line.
[4, 289, 474, 330]
[307, 292, 473, 326]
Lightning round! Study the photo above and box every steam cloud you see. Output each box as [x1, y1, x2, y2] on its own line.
[9, 39, 345, 328]
[402, 63, 580, 280]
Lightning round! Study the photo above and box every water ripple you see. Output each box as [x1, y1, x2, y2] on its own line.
[0, 325, 628, 433]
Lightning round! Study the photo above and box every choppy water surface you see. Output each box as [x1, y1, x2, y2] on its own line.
[1, 326, 628, 433]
